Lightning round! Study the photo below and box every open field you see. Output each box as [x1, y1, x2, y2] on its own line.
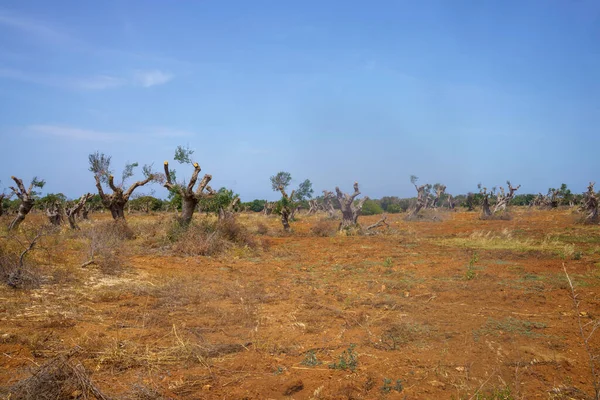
[1, 209, 599, 399]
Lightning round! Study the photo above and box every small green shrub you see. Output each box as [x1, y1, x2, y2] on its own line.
[329, 344, 358, 372]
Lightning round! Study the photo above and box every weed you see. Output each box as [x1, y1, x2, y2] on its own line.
[465, 251, 479, 281]
[381, 378, 403, 393]
[378, 322, 429, 350]
[383, 257, 393, 268]
[474, 386, 514, 399]
[474, 317, 548, 340]
[301, 350, 322, 367]
[329, 344, 358, 372]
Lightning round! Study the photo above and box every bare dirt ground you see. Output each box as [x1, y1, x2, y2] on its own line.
[1, 209, 599, 399]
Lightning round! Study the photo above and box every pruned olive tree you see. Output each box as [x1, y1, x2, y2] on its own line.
[65, 193, 93, 230]
[335, 182, 368, 230]
[478, 184, 493, 218]
[89, 151, 157, 221]
[408, 175, 431, 218]
[263, 201, 274, 215]
[432, 183, 447, 208]
[580, 182, 599, 224]
[322, 190, 336, 218]
[8, 176, 45, 231]
[277, 185, 295, 231]
[46, 202, 63, 226]
[307, 199, 319, 215]
[163, 145, 215, 226]
[493, 181, 521, 213]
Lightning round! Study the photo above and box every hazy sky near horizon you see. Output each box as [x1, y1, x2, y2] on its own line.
[1, 1, 599, 201]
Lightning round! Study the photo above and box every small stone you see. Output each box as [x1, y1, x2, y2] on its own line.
[202, 384, 212, 391]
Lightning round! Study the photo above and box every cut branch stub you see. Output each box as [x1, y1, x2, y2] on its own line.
[164, 161, 215, 226]
[94, 169, 153, 221]
[335, 182, 368, 230]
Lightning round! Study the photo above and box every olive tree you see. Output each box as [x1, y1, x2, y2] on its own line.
[8, 176, 45, 231]
[163, 145, 215, 226]
[335, 182, 368, 230]
[89, 151, 157, 220]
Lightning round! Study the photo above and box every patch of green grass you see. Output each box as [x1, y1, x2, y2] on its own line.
[383, 257, 393, 268]
[473, 317, 547, 340]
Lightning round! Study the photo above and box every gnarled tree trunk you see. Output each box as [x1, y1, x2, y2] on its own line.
[493, 181, 520, 213]
[322, 191, 336, 218]
[447, 194, 455, 210]
[480, 187, 492, 218]
[8, 177, 36, 231]
[46, 202, 63, 226]
[94, 174, 153, 221]
[432, 184, 446, 208]
[263, 201, 273, 216]
[66, 193, 92, 230]
[409, 184, 428, 218]
[580, 182, 598, 224]
[307, 199, 319, 215]
[164, 162, 214, 226]
[335, 182, 368, 230]
[218, 196, 240, 221]
[277, 186, 295, 232]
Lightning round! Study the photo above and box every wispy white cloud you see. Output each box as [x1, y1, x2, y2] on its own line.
[133, 70, 173, 87]
[72, 75, 125, 90]
[0, 67, 172, 90]
[24, 124, 192, 142]
[0, 9, 77, 47]
[26, 125, 124, 142]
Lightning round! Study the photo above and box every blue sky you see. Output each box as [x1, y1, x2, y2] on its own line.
[0, 1, 599, 201]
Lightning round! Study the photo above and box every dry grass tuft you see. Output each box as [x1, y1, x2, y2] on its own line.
[311, 220, 335, 237]
[171, 216, 256, 256]
[4, 347, 110, 400]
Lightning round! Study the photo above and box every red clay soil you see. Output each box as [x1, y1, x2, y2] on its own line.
[0, 209, 599, 399]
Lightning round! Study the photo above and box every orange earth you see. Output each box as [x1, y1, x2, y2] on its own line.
[1, 209, 599, 399]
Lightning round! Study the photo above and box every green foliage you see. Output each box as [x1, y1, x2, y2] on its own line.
[243, 199, 266, 212]
[361, 199, 383, 215]
[383, 257, 393, 268]
[381, 378, 403, 394]
[410, 175, 419, 185]
[328, 344, 358, 372]
[270, 171, 292, 191]
[36, 193, 67, 210]
[121, 161, 139, 184]
[30, 177, 46, 189]
[465, 251, 479, 280]
[129, 195, 163, 212]
[300, 350, 322, 367]
[198, 187, 238, 214]
[88, 151, 112, 183]
[174, 144, 194, 164]
[294, 179, 314, 201]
